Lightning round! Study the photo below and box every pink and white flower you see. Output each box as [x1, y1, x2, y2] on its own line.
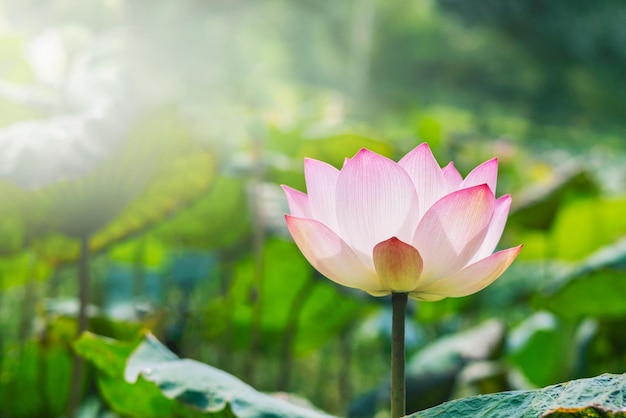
[282, 143, 521, 301]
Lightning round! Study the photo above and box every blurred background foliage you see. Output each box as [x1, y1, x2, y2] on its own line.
[0, 0, 625, 417]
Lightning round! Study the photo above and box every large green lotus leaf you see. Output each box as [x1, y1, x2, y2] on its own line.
[506, 312, 571, 388]
[91, 151, 217, 252]
[41, 300, 148, 344]
[28, 148, 216, 262]
[296, 134, 393, 168]
[31, 156, 151, 239]
[108, 235, 167, 268]
[411, 373, 626, 418]
[537, 238, 626, 320]
[548, 197, 626, 261]
[75, 332, 205, 417]
[29, 233, 80, 264]
[544, 269, 626, 319]
[0, 107, 135, 190]
[0, 109, 142, 245]
[74, 332, 136, 374]
[151, 176, 249, 249]
[0, 107, 217, 260]
[123, 333, 334, 417]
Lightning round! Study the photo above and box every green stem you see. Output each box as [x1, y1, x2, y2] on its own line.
[68, 235, 90, 418]
[276, 273, 316, 390]
[391, 292, 407, 418]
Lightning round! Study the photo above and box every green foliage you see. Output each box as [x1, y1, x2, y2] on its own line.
[0, 252, 51, 289]
[549, 198, 626, 261]
[0, 342, 71, 417]
[296, 134, 393, 168]
[152, 176, 250, 249]
[508, 167, 599, 232]
[507, 312, 571, 387]
[209, 238, 366, 355]
[125, 333, 332, 417]
[0, 0, 625, 416]
[76, 332, 334, 417]
[109, 237, 167, 268]
[440, 0, 626, 130]
[412, 374, 626, 418]
[90, 150, 218, 252]
[513, 196, 626, 262]
[409, 320, 503, 377]
[75, 332, 205, 417]
[537, 239, 626, 320]
[266, 132, 394, 191]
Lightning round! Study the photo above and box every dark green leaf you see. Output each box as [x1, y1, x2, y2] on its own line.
[152, 176, 250, 249]
[411, 374, 626, 418]
[75, 332, 203, 417]
[125, 333, 335, 418]
[549, 198, 626, 261]
[537, 239, 626, 319]
[74, 332, 137, 377]
[509, 166, 598, 231]
[507, 312, 571, 387]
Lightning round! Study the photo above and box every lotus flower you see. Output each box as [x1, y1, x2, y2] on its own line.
[282, 143, 521, 301]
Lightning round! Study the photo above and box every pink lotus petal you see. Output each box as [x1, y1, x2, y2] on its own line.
[281, 185, 311, 218]
[460, 158, 498, 194]
[373, 237, 423, 292]
[304, 158, 340, 231]
[398, 143, 448, 218]
[413, 184, 495, 284]
[442, 162, 463, 191]
[469, 195, 512, 263]
[418, 245, 522, 297]
[286, 215, 384, 293]
[335, 149, 419, 258]
[284, 145, 520, 300]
